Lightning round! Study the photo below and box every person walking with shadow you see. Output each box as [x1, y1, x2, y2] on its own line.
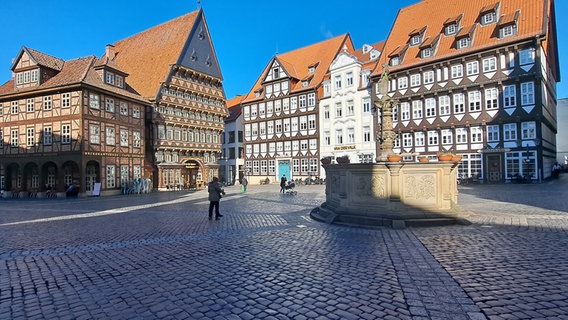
[280, 174, 287, 193]
[208, 177, 225, 220]
[241, 176, 248, 192]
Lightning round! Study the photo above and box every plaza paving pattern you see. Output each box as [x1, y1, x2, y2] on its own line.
[1, 176, 568, 319]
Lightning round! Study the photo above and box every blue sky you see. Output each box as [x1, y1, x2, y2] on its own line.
[1, 0, 566, 100]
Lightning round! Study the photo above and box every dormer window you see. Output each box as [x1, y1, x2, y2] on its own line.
[116, 75, 124, 88]
[390, 56, 400, 66]
[308, 62, 319, 75]
[302, 80, 309, 88]
[457, 37, 470, 49]
[498, 10, 520, 39]
[106, 72, 115, 85]
[445, 24, 456, 36]
[480, 2, 499, 26]
[408, 27, 426, 46]
[419, 35, 439, 59]
[482, 12, 496, 25]
[308, 66, 315, 75]
[421, 48, 433, 58]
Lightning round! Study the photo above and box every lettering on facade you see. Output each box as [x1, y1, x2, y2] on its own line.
[333, 145, 356, 151]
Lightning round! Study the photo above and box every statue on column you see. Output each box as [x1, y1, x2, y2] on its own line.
[374, 64, 398, 162]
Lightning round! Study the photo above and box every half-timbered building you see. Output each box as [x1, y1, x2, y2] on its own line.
[0, 47, 149, 196]
[112, 9, 228, 190]
[241, 35, 354, 183]
[372, 0, 559, 183]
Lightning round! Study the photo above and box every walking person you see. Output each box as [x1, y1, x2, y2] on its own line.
[208, 177, 225, 220]
[280, 174, 287, 193]
[241, 176, 248, 192]
[552, 162, 562, 179]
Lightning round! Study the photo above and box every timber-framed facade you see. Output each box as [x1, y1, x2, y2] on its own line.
[372, 0, 559, 183]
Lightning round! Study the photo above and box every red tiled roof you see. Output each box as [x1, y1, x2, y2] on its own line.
[242, 34, 353, 103]
[113, 10, 200, 100]
[225, 95, 244, 122]
[373, 0, 553, 75]
[13, 47, 65, 72]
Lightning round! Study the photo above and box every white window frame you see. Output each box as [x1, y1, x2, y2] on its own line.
[482, 57, 497, 72]
[487, 125, 499, 142]
[466, 61, 479, 75]
[453, 93, 465, 114]
[451, 64, 463, 78]
[439, 96, 451, 116]
[423, 71, 434, 84]
[503, 123, 517, 141]
[468, 91, 482, 112]
[485, 88, 499, 110]
[503, 85, 517, 107]
[521, 82, 535, 105]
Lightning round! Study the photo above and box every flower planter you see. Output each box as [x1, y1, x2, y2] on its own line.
[418, 157, 430, 163]
[451, 155, 462, 162]
[437, 155, 453, 161]
[387, 154, 403, 162]
[336, 156, 350, 164]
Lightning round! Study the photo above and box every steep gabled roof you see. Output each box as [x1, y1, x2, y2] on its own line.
[225, 95, 244, 122]
[113, 10, 200, 100]
[242, 34, 353, 103]
[11, 47, 65, 72]
[373, 0, 556, 76]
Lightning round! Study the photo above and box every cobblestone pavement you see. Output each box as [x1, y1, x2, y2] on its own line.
[1, 176, 567, 319]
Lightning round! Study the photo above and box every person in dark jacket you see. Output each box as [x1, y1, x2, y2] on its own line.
[208, 177, 225, 220]
[280, 175, 287, 193]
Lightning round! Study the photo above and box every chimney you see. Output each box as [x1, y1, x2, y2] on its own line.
[105, 44, 116, 60]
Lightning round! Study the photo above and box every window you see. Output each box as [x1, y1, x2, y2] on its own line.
[451, 64, 463, 78]
[299, 95, 306, 108]
[105, 98, 115, 112]
[120, 129, 129, 147]
[410, 74, 421, 87]
[421, 48, 433, 59]
[27, 128, 35, 146]
[11, 101, 18, 114]
[468, 91, 481, 112]
[428, 131, 439, 146]
[346, 72, 354, 86]
[400, 102, 410, 120]
[445, 24, 457, 35]
[410, 34, 422, 46]
[334, 75, 342, 89]
[470, 127, 483, 143]
[485, 88, 499, 110]
[346, 100, 354, 116]
[414, 132, 425, 146]
[441, 129, 453, 145]
[412, 100, 423, 119]
[453, 93, 465, 114]
[335, 102, 343, 117]
[482, 12, 496, 25]
[43, 96, 52, 110]
[62, 124, 71, 144]
[347, 128, 355, 144]
[439, 96, 451, 115]
[132, 106, 141, 118]
[362, 98, 371, 113]
[487, 125, 499, 142]
[133, 131, 141, 148]
[521, 82, 534, 105]
[62, 93, 70, 108]
[324, 131, 331, 145]
[25, 98, 34, 112]
[307, 93, 316, 107]
[482, 57, 497, 72]
[335, 129, 343, 144]
[106, 72, 115, 85]
[43, 126, 53, 145]
[106, 127, 116, 145]
[402, 133, 413, 147]
[398, 77, 408, 89]
[363, 126, 371, 142]
[390, 56, 400, 66]
[466, 61, 479, 75]
[423, 71, 434, 84]
[457, 37, 470, 49]
[456, 128, 467, 143]
[11, 129, 18, 147]
[520, 48, 535, 65]
[89, 124, 101, 144]
[89, 93, 100, 109]
[116, 75, 124, 88]
[503, 85, 516, 107]
[521, 121, 536, 139]
[106, 165, 116, 189]
[425, 98, 436, 117]
[308, 115, 316, 130]
[501, 25, 515, 38]
[503, 123, 517, 141]
[120, 102, 128, 116]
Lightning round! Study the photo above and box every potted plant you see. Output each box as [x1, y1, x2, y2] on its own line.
[451, 154, 463, 162]
[320, 156, 332, 165]
[437, 151, 453, 161]
[336, 155, 350, 164]
[418, 156, 430, 162]
[387, 153, 403, 162]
